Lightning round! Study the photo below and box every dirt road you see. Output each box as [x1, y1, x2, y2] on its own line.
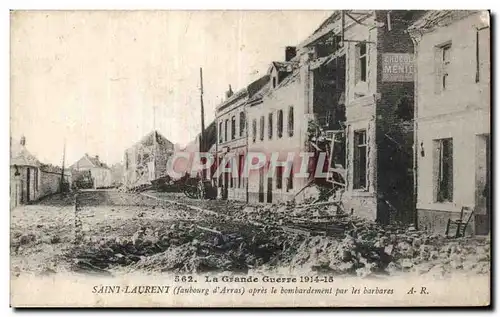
[10, 190, 490, 279]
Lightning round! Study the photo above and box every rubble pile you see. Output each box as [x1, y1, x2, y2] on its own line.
[65, 193, 490, 278]
[287, 224, 490, 278]
[69, 220, 297, 275]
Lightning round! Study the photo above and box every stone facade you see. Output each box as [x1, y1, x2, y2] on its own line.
[215, 77, 270, 202]
[215, 87, 249, 202]
[246, 61, 310, 204]
[409, 11, 491, 234]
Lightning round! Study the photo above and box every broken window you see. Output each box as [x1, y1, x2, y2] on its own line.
[260, 116, 265, 141]
[276, 166, 283, 189]
[356, 43, 367, 83]
[231, 116, 236, 140]
[252, 119, 257, 143]
[288, 106, 294, 137]
[435, 138, 453, 202]
[224, 119, 229, 142]
[277, 109, 283, 138]
[441, 44, 451, 90]
[239, 112, 245, 137]
[396, 95, 413, 121]
[353, 130, 367, 190]
[219, 121, 223, 144]
[268, 113, 273, 139]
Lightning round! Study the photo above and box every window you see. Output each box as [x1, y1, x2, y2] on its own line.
[231, 116, 236, 140]
[224, 119, 229, 142]
[277, 110, 283, 138]
[353, 130, 367, 189]
[268, 113, 273, 139]
[272, 76, 277, 88]
[239, 112, 245, 137]
[441, 44, 451, 90]
[356, 43, 367, 83]
[219, 121, 223, 144]
[260, 116, 265, 141]
[435, 138, 453, 202]
[288, 106, 294, 137]
[125, 153, 129, 169]
[276, 166, 283, 189]
[252, 119, 257, 143]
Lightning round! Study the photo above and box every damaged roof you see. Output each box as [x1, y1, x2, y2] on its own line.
[408, 10, 481, 34]
[247, 75, 270, 98]
[247, 79, 271, 105]
[85, 154, 110, 169]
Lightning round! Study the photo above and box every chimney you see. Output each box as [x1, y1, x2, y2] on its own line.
[95, 155, 99, 161]
[225, 85, 234, 99]
[20, 136, 26, 146]
[285, 46, 297, 62]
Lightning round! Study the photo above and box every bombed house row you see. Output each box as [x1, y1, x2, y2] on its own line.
[209, 10, 490, 235]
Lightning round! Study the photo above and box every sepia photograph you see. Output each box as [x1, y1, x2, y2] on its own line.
[9, 9, 491, 307]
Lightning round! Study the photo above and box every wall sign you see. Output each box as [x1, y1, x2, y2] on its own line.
[382, 53, 415, 82]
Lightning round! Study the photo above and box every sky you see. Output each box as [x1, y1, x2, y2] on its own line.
[10, 10, 332, 166]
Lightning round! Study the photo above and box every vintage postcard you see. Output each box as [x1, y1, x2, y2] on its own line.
[10, 10, 491, 307]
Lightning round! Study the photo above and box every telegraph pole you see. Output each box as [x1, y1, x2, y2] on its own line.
[200, 67, 206, 153]
[199, 67, 206, 181]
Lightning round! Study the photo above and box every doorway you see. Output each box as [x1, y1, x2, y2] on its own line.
[26, 167, 30, 203]
[267, 176, 273, 203]
[475, 134, 490, 235]
[258, 168, 264, 202]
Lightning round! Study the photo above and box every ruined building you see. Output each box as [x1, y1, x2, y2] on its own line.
[298, 10, 428, 223]
[123, 130, 175, 189]
[243, 11, 425, 224]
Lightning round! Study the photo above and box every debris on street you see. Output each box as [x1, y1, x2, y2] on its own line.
[11, 191, 490, 279]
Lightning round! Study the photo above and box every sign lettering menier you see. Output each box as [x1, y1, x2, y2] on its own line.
[382, 53, 415, 82]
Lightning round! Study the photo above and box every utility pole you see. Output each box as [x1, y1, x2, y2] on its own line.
[153, 105, 157, 181]
[199, 68, 206, 182]
[200, 67, 206, 153]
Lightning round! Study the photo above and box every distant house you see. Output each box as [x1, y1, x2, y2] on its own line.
[123, 130, 175, 189]
[10, 136, 71, 209]
[70, 153, 112, 189]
